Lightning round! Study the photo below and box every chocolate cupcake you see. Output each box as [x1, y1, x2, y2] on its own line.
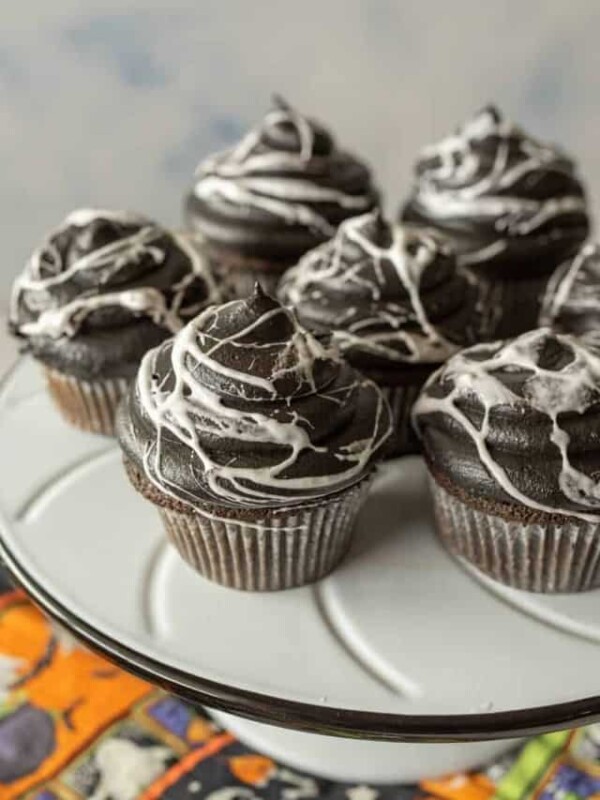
[9, 209, 220, 435]
[402, 106, 590, 339]
[279, 211, 480, 456]
[540, 242, 600, 338]
[414, 328, 600, 593]
[117, 286, 391, 591]
[184, 96, 378, 298]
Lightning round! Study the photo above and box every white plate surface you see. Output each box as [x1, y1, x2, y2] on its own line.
[0, 360, 599, 726]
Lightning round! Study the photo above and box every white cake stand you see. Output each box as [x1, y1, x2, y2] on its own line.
[1, 359, 599, 783]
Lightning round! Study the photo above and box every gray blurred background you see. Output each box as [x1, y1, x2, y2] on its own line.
[2, 0, 600, 308]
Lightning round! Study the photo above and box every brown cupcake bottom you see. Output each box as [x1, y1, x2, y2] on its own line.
[123, 458, 372, 591]
[207, 247, 291, 300]
[44, 366, 130, 436]
[362, 364, 434, 458]
[428, 469, 600, 593]
[469, 272, 550, 340]
[378, 382, 426, 458]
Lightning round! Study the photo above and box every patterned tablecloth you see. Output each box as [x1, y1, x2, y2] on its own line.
[0, 578, 598, 800]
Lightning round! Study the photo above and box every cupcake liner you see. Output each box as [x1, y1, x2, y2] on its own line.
[44, 366, 130, 436]
[158, 477, 372, 591]
[428, 473, 600, 593]
[466, 270, 550, 340]
[379, 382, 426, 458]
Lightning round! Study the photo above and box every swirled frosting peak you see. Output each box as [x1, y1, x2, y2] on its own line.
[403, 106, 589, 272]
[279, 211, 480, 370]
[118, 285, 392, 509]
[187, 96, 378, 260]
[414, 328, 600, 520]
[10, 208, 219, 341]
[540, 242, 600, 338]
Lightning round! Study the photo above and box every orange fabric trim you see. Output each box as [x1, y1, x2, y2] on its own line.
[140, 733, 236, 800]
[421, 772, 496, 800]
[229, 754, 276, 785]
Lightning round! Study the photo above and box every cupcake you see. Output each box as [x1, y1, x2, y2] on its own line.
[540, 242, 600, 338]
[279, 211, 480, 456]
[402, 106, 590, 339]
[414, 328, 600, 593]
[117, 285, 392, 591]
[9, 209, 220, 435]
[184, 96, 378, 299]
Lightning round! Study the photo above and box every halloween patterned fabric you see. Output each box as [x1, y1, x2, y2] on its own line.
[0, 586, 598, 799]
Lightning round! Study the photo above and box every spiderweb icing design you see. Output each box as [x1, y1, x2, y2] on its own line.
[121, 286, 392, 509]
[193, 97, 376, 240]
[404, 106, 588, 269]
[10, 209, 218, 340]
[280, 211, 479, 366]
[414, 328, 600, 521]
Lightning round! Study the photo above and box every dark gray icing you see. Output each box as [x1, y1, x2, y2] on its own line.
[117, 286, 392, 510]
[185, 96, 378, 262]
[414, 328, 600, 520]
[279, 211, 480, 375]
[9, 209, 220, 380]
[402, 106, 590, 279]
[540, 242, 600, 338]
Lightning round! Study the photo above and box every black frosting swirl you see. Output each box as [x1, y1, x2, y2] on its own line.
[540, 242, 600, 337]
[185, 96, 378, 262]
[117, 285, 392, 509]
[9, 209, 219, 380]
[402, 106, 589, 277]
[279, 211, 480, 374]
[414, 328, 600, 518]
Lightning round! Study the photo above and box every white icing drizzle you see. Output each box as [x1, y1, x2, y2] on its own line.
[10, 210, 218, 339]
[16, 289, 182, 339]
[540, 241, 600, 327]
[135, 298, 391, 508]
[63, 207, 150, 228]
[414, 328, 600, 521]
[193, 102, 373, 236]
[458, 240, 507, 266]
[412, 108, 587, 264]
[282, 212, 465, 364]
